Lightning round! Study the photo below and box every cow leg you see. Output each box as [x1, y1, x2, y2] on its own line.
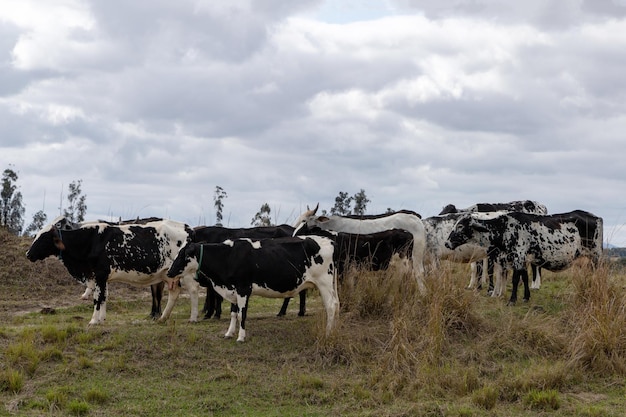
[180, 276, 200, 322]
[491, 263, 505, 297]
[315, 272, 340, 335]
[236, 295, 251, 342]
[521, 269, 530, 302]
[277, 298, 290, 317]
[507, 270, 521, 306]
[530, 265, 541, 290]
[409, 236, 426, 293]
[81, 279, 95, 300]
[225, 303, 238, 339]
[468, 261, 478, 290]
[89, 280, 108, 325]
[298, 290, 306, 316]
[487, 258, 495, 294]
[158, 281, 181, 322]
[150, 282, 164, 320]
[203, 286, 216, 319]
[204, 286, 223, 320]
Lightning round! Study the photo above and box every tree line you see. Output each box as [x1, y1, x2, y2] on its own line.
[1, 165, 378, 235]
[1, 166, 87, 236]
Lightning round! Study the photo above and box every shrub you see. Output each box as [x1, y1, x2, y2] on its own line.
[0, 369, 24, 393]
[67, 399, 90, 415]
[523, 389, 560, 411]
[471, 385, 498, 410]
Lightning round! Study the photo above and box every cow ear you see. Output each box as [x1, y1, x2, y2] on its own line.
[317, 216, 330, 223]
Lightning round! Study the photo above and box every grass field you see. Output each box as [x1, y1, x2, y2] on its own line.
[1, 228, 625, 416]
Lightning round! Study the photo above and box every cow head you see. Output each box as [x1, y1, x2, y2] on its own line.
[26, 216, 78, 261]
[292, 203, 319, 234]
[439, 204, 458, 215]
[167, 242, 200, 279]
[445, 215, 490, 250]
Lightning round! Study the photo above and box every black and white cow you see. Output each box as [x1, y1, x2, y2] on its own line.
[26, 216, 199, 324]
[293, 204, 426, 291]
[79, 217, 167, 319]
[436, 200, 548, 293]
[445, 210, 603, 305]
[422, 213, 489, 270]
[166, 236, 339, 342]
[190, 225, 304, 319]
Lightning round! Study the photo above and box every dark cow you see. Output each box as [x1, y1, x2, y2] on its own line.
[167, 236, 339, 342]
[26, 216, 198, 324]
[190, 225, 305, 319]
[293, 204, 427, 292]
[294, 224, 413, 275]
[445, 210, 603, 305]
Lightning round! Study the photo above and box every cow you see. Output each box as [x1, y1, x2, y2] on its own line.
[79, 217, 166, 319]
[294, 224, 413, 275]
[437, 200, 548, 292]
[422, 212, 490, 270]
[444, 210, 603, 305]
[166, 236, 340, 342]
[25, 216, 199, 325]
[292, 204, 427, 292]
[190, 225, 305, 319]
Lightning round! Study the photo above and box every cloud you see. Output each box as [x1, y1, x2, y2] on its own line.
[1, 0, 625, 246]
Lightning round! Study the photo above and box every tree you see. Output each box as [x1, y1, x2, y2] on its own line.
[330, 191, 353, 216]
[352, 189, 370, 216]
[24, 210, 48, 236]
[213, 186, 227, 226]
[251, 203, 272, 227]
[63, 180, 87, 223]
[0, 167, 25, 235]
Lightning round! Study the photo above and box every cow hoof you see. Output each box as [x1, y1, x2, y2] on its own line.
[523, 298, 530, 303]
[224, 334, 234, 339]
[297, 312, 305, 317]
[506, 301, 516, 306]
[236, 338, 246, 343]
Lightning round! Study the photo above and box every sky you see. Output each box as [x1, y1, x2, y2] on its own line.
[2, 0, 626, 246]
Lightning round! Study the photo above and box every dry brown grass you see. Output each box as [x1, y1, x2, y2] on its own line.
[565, 261, 626, 375]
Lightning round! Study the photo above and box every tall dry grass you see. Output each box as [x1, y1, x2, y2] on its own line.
[314, 256, 626, 401]
[565, 261, 626, 375]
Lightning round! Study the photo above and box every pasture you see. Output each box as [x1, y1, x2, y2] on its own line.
[1, 228, 625, 416]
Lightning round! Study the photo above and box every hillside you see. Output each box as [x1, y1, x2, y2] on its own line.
[0, 228, 150, 318]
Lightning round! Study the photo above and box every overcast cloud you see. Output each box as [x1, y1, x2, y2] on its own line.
[2, 0, 626, 245]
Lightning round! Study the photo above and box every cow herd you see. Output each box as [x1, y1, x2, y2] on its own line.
[24, 200, 603, 342]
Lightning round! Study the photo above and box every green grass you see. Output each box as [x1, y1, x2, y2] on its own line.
[0, 250, 625, 416]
